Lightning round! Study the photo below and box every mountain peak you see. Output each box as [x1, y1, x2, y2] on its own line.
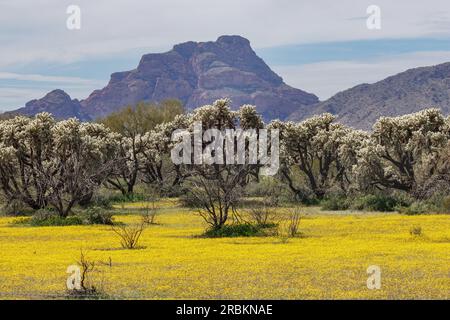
[77, 35, 318, 120]
[28, 89, 73, 105]
[216, 35, 251, 47]
[8, 35, 319, 121]
[17, 89, 86, 120]
[289, 61, 450, 130]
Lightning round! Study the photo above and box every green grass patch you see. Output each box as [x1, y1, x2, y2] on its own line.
[203, 223, 276, 238]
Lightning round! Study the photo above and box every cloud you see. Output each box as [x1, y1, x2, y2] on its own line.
[273, 51, 450, 100]
[0, 87, 51, 111]
[1, 0, 450, 109]
[0, 72, 104, 110]
[0, 72, 103, 85]
[1, 0, 450, 68]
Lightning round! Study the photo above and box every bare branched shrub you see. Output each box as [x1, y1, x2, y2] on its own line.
[410, 225, 423, 237]
[141, 204, 158, 225]
[67, 250, 106, 298]
[248, 197, 275, 226]
[276, 223, 291, 244]
[287, 208, 302, 237]
[141, 191, 159, 225]
[78, 250, 96, 293]
[111, 222, 146, 249]
[187, 169, 246, 230]
[277, 207, 302, 242]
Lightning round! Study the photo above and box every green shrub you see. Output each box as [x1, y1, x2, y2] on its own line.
[203, 224, 274, 238]
[440, 196, 450, 212]
[86, 195, 113, 210]
[244, 178, 293, 205]
[80, 207, 114, 225]
[299, 197, 321, 206]
[422, 194, 450, 214]
[351, 194, 405, 212]
[109, 193, 147, 203]
[13, 207, 113, 226]
[321, 196, 350, 211]
[1, 199, 34, 216]
[398, 202, 437, 215]
[29, 215, 84, 226]
[178, 192, 199, 208]
[31, 209, 57, 221]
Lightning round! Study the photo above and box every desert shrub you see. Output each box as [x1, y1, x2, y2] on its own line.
[178, 193, 198, 208]
[83, 194, 113, 210]
[398, 202, 437, 215]
[108, 192, 147, 203]
[111, 222, 146, 249]
[420, 194, 450, 214]
[321, 195, 351, 211]
[12, 209, 84, 226]
[30, 215, 83, 227]
[140, 203, 158, 225]
[409, 226, 423, 237]
[66, 250, 108, 299]
[277, 207, 302, 242]
[351, 194, 406, 212]
[203, 224, 273, 238]
[32, 208, 56, 220]
[248, 206, 275, 226]
[14, 207, 114, 226]
[80, 207, 114, 225]
[247, 196, 276, 226]
[138, 188, 160, 225]
[1, 199, 34, 216]
[286, 208, 302, 237]
[276, 224, 292, 243]
[440, 195, 450, 212]
[299, 197, 321, 206]
[245, 177, 293, 205]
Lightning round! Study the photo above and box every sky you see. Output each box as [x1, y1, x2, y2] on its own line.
[1, 0, 450, 110]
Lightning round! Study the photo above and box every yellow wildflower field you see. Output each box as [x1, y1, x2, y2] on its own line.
[0, 205, 449, 299]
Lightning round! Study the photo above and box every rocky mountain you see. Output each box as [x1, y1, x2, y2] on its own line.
[8, 35, 319, 122]
[8, 36, 450, 129]
[8, 89, 87, 120]
[289, 62, 450, 130]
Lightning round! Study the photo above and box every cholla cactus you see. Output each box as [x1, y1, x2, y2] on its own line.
[271, 113, 361, 200]
[178, 99, 266, 229]
[191, 98, 236, 130]
[139, 125, 179, 188]
[0, 113, 120, 217]
[356, 108, 448, 194]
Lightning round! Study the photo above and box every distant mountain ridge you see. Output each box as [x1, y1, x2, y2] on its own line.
[10, 89, 87, 120]
[5, 36, 450, 129]
[289, 62, 450, 130]
[8, 35, 319, 121]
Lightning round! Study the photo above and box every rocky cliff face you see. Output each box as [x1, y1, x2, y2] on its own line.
[10, 36, 318, 122]
[78, 35, 318, 121]
[289, 62, 450, 130]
